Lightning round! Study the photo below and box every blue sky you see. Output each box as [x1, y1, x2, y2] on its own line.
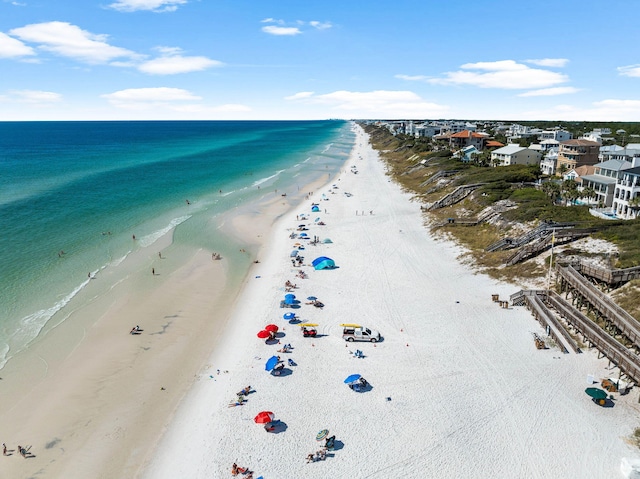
[1, 0, 639, 121]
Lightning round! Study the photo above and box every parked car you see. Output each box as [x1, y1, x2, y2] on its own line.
[342, 326, 380, 342]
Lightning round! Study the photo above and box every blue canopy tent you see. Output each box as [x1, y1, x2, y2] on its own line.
[311, 205, 320, 212]
[312, 256, 336, 270]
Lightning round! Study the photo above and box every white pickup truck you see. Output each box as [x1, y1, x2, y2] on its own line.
[342, 325, 381, 342]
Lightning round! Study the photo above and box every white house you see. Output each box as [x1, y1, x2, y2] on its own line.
[613, 166, 640, 219]
[539, 129, 572, 142]
[539, 148, 559, 176]
[491, 144, 542, 167]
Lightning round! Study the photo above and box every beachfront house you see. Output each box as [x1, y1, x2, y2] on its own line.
[556, 139, 600, 174]
[448, 130, 488, 150]
[613, 166, 640, 219]
[490, 144, 542, 167]
[581, 159, 631, 207]
[539, 148, 559, 176]
[458, 145, 481, 162]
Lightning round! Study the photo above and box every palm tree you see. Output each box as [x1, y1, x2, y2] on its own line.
[580, 186, 596, 205]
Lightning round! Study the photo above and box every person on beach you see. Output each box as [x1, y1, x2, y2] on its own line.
[158, 252, 162, 259]
[231, 463, 247, 475]
[2, 443, 6, 455]
[152, 267, 155, 275]
[132, 234, 136, 240]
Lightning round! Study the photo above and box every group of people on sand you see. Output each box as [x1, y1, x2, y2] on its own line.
[229, 386, 252, 408]
[231, 462, 253, 477]
[3, 443, 34, 458]
[212, 252, 222, 260]
[306, 435, 336, 463]
[285, 280, 297, 289]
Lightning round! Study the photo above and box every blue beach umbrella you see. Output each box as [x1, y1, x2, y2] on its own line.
[312, 256, 335, 270]
[307, 296, 317, 301]
[283, 312, 296, 320]
[344, 374, 361, 384]
[265, 356, 279, 371]
[284, 293, 296, 305]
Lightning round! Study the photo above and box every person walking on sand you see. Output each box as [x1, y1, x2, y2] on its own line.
[2, 443, 6, 455]
[152, 268, 155, 275]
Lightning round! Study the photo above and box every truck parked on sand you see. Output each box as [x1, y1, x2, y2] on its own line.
[342, 324, 381, 342]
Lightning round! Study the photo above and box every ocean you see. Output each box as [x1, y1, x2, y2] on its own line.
[0, 120, 355, 369]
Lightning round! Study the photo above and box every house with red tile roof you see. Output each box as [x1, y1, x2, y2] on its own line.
[448, 130, 489, 150]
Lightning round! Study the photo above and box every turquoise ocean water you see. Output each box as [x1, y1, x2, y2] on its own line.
[0, 120, 354, 368]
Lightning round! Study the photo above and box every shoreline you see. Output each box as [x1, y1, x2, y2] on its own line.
[0, 131, 350, 478]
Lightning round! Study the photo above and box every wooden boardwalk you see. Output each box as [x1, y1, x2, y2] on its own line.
[511, 289, 640, 383]
[557, 265, 640, 349]
[577, 260, 640, 288]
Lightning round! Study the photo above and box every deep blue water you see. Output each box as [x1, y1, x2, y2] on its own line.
[0, 120, 354, 367]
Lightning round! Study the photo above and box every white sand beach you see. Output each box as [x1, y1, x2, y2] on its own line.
[139, 124, 640, 479]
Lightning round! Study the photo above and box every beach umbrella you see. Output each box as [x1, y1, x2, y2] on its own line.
[265, 324, 279, 333]
[322, 238, 333, 244]
[257, 330, 270, 339]
[283, 312, 296, 320]
[254, 411, 274, 424]
[585, 387, 608, 400]
[284, 293, 296, 305]
[315, 217, 321, 222]
[312, 256, 335, 270]
[299, 232, 308, 237]
[265, 356, 279, 371]
[316, 429, 329, 441]
[344, 374, 361, 384]
[307, 296, 318, 301]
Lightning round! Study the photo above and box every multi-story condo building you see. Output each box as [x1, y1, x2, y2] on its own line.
[581, 159, 631, 207]
[613, 165, 640, 219]
[556, 139, 600, 173]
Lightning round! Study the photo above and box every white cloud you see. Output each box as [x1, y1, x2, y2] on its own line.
[261, 18, 284, 24]
[2, 89, 62, 104]
[429, 60, 568, 89]
[518, 87, 580, 97]
[10, 22, 139, 64]
[107, 0, 187, 12]
[525, 99, 640, 121]
[262, 25, 301, 36]
[284, 91, 314, 100]
[0, 31, 35, 58]
[309, 21, 332, 30]
[285, 89, 449, 117]
[618, 64, 640, 78]
[138, 48, 222, 74]
[102, 87, 201, 109]
[525, 58, 569, 68]
[395, 74, 429, 81]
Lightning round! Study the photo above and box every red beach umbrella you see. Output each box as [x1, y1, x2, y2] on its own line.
[265, 324, 279, 333]
[254, 411, 274, 424]
[257, 330, 270, 339]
